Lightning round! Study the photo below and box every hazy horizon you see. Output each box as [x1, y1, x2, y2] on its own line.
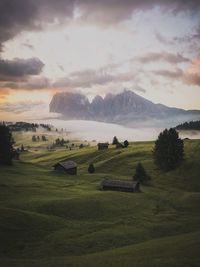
[12, 119, 197, 142]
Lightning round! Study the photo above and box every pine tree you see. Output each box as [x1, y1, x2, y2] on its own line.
[88, 163, 95, 173]
[32, 135, 36, 142]
[21, 144, 24, 152]
[153, 128, 184, 171]
[124, 140, 129, 147]
[134, 162, 150, 184]
[112, 136, 119, 145]
[0, 124, 14, 165]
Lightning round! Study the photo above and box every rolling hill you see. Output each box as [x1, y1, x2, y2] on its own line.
[0, 134, 200, 266]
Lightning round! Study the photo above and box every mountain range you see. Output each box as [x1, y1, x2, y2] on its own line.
[49, 90, 200, 127]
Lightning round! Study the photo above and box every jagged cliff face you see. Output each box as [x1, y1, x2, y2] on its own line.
[49, 92, 90, 119]
[49, 90, 200, 126]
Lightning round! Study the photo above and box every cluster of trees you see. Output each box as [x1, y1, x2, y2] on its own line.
[176, 120, 200, 131]
[112, 136, 129, 148]
[6, 122, 52, 132]
[55, 138, 66, 147]
[32, 135, 48, 142]
[39, 124, 52, 131]
[9, 122, 39, 132]
[133, 128, 184, 184]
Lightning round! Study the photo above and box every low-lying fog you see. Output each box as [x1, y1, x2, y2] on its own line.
[33, 119, 200, 142]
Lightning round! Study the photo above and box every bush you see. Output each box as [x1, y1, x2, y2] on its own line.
[124, 140, 129, 147]
[112, 136, 119, 145]
[88, 163, 95, 173]
[133, 162, 151, 184]
[153, 128, 184, 171]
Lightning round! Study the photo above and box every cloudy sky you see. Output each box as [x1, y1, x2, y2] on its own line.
[0, 0, 200, 120]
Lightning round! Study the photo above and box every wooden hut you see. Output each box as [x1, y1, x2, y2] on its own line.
[101, 179, 140, 193]
[53, 160, 77, 175]
[98, 143, 109, 150]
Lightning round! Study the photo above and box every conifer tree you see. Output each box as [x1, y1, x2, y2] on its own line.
[0, 124, 14, 165]
[124, 140, 129, 147]
[134, 162, 150, 184]
[112, 136, 119, 145]
[153, 128, 184, 171]
[88, 163, 95, 173]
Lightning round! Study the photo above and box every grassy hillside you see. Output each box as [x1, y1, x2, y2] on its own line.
[0, 137, 200, 267]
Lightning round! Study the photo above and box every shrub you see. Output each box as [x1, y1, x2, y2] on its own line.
[134, 162, 151, 184]
[88, 163, 95, 173]
[112, 136, 119, 145]
[124, 140, 129, 147]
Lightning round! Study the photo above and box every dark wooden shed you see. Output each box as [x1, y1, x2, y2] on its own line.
[98, 143, 109, 150]
[101, 179, 140, 193]
[53, 160, 77, 175]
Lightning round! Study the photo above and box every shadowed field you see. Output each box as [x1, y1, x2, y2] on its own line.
[0, 137, 200, 267]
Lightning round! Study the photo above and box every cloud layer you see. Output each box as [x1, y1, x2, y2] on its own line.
[0, 0, 200, 49]
[0, 58, 44, 81]
[136, 52, 190, 64]
[0, 100, 45, 114]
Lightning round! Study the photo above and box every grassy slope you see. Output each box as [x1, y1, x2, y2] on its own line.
[0, 138, 200, 266]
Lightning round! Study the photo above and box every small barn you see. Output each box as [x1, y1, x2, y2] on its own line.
[101, 179, 140, 193]
[53, 160, 77, 175]
[98, 143, 109, 150]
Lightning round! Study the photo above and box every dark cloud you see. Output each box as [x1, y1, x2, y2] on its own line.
[54, 68, 136, 89]
[78, 1, 200, 25]
[0, 58, 44, 81]
[22, 43, 34, 50]
[0, 100, 45, 114]
[0, 0, 200, 49]
[136, 52, 190, 64]
[184, 72, 200, 86]
[152, 68, 183, 79]
[152, 64, 200, 86]
[155, 26, 200, 51]
[1, 76, 50, 90]
[173, 25, 200, 44]
[58, 65, 65, 71]
[0, 0, 74, 49]
[155, 32, 174, 45]
[54, 69, 114, 88]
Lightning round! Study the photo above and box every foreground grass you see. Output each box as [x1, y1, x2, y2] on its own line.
[0, 139, 200, 266]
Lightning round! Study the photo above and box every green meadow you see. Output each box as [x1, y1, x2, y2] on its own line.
[0, 133, 200, 267]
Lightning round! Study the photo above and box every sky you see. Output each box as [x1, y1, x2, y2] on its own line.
[0, 0, 200, 121]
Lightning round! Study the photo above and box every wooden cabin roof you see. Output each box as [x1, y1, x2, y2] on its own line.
[54, 160, 77, 170]
[98, 143, 109, 147]
[101, 179, 139, 189]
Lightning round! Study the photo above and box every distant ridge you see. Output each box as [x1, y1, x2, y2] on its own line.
[49, 90, 200, 127]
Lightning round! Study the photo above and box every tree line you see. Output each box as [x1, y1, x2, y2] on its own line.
[4, 121, 52, 132]
[176, 120, 200, 130]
